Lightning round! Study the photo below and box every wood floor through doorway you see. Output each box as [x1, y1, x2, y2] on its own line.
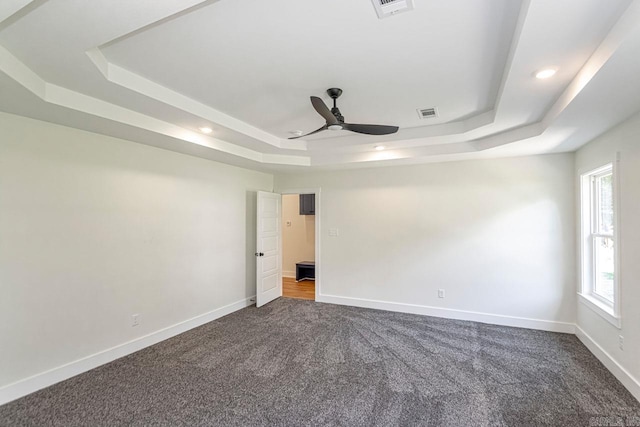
[283, 277, 315, 300]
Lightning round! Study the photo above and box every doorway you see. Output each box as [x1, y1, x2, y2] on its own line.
[281, 193, 316, 301]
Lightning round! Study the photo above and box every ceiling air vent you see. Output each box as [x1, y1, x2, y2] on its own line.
[417, 107, 438, 119]
[372, 0, 414, 19]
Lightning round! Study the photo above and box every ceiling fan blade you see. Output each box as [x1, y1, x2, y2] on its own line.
[288, 124, 328, 139]
[310, 96, 339, 125]
[343, 123, 399, 135]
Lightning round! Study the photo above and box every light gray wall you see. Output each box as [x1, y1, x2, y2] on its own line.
[0, 108, 591, 397]
[575, 110, 640, 388]
[0, 112, 273, 388]
[276, 154, 576, 325]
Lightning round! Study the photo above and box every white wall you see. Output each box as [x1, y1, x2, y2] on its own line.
[575, 110, 640, 399]
[276, 154, 576, 330]
[0, 112, 273, 393]
[281, 195, 315, 277]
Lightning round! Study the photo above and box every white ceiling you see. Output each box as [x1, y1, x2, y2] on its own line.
[0, 0, 639, 172]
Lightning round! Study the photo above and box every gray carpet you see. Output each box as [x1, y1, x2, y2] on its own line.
[1, 299, 639, 426]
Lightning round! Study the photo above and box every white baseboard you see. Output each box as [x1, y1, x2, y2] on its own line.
[575, 326, 640, 403]
[5, 294, 638, 408]
[282, 271, 295, 279]
[0, 296, 255, 406]
[317, 294, 575, 333]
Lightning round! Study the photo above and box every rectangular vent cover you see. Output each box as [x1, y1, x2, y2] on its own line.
[372, 0, 414, 19]
[417, 107, 438, 119]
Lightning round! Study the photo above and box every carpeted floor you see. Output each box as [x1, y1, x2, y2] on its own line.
[1, 299, 639, 426]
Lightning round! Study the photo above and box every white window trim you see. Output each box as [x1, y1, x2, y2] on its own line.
[578, 155, 621, 329]
[578, 293, 621, 328]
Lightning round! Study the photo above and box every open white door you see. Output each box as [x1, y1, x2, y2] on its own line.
[255, 191, 282, 307]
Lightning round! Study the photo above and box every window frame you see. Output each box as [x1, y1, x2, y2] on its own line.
[579, 159, 621, 328]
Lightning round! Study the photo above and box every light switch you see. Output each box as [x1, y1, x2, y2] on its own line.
[328, 228, 339, 237]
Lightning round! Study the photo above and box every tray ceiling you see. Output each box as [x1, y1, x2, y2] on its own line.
[0, 0, 639, 171]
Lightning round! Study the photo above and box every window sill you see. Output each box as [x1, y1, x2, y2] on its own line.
[578, 293, 621, 328]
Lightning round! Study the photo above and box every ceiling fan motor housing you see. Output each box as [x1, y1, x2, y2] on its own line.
[331, 107, 345, 123]
[327, 88, 345, 122]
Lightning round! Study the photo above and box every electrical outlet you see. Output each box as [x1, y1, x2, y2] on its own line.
[619, 335, 624, 350]
[132, 314, 140, 327]
[328, 228, 339, 237]
[438, 289, 445, 298]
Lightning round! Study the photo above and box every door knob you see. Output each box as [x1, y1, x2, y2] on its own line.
[254, 252, 264, 257]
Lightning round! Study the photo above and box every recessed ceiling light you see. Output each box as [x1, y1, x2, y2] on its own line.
[199, 127, 213, 134]
[289, 130, 303, 137]
[375, 145, 385, 151]
[535, 68, 557, 79]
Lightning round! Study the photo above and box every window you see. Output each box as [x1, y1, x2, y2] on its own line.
[580, 162, 619, 327]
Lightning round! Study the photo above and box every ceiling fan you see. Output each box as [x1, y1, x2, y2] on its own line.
[289, 88, 399, 139]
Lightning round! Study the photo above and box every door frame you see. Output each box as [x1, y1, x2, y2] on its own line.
[279, 187, 321, 301]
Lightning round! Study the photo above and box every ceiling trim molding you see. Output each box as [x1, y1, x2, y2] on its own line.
[542, 0, 640, 128]
[0, 44, 310, 166]
[0, 0, 41, 32]
[86, 47, 298, 151]
[492, 0, 531, 114]
[0, 43, 44, 96]
[307, 122, 546, 167]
